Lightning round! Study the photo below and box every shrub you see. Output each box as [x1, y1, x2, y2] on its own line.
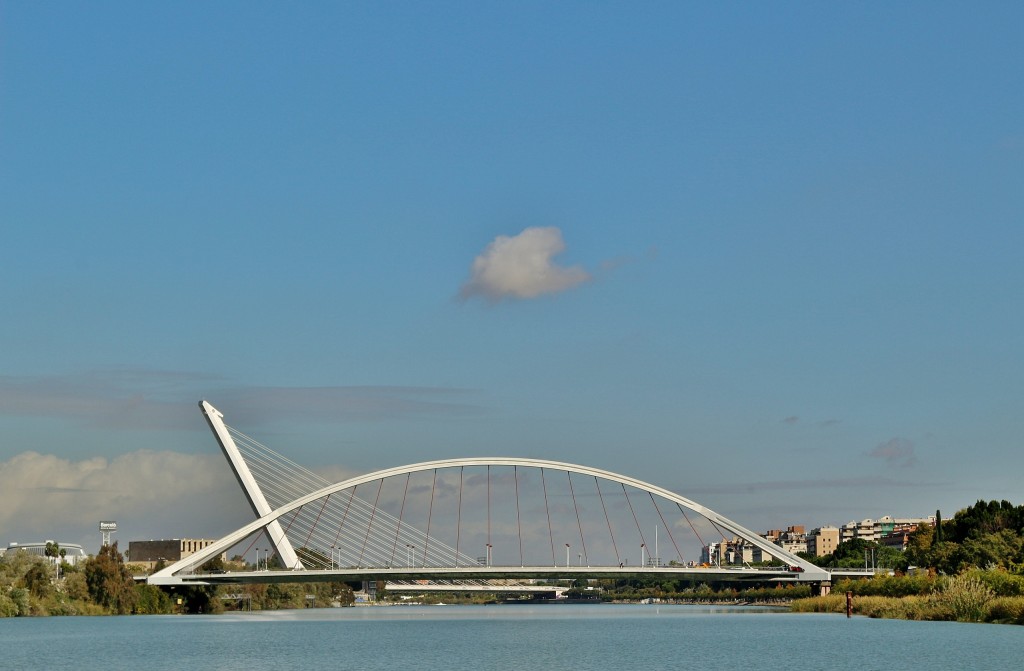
[986, 596, 1024, 624]
[0, 593, 18, 618]
[789, 594, 844, 613]
[938, 573, 995, 622]
[971, 568, 1024, 596]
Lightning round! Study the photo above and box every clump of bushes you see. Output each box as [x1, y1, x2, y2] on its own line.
[986, 597, 1024, 624]
[793, 568, 1024, 624]
[939, 572, 995, 622]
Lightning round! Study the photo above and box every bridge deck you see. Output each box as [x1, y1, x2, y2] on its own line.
[147, 564, 842, 586]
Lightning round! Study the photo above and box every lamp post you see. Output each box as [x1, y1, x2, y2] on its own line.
[486, 543, 492, 567]
[565, 543, 570, 568]
[641, 543, 646, 568]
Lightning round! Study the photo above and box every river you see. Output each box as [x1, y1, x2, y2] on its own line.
[2, 604, 1021, 670]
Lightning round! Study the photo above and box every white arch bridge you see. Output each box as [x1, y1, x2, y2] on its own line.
[148, 402, 836, 591]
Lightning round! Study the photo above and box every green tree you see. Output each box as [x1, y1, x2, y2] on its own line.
[826, 538, 873, 568]
[199, 555, 225, 573]
[83, 542, 138, 614]
[930, 540, 965, 575]
[904, 523, 934, 568]
[176, 584, 223, 614]
[20, 562, 54, 599]
[959, 530, 1024, 570]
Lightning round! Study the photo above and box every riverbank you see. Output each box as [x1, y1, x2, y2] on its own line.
[792, 572, 1024, 625]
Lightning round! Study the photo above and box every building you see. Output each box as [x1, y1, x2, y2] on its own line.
[701, 538, 773, 565]
[778, 526, 807, 555]
[806, 527, 839, 557]
[127, 539, 224, 571]
[879, 519, 931, 550]
[763, 515, 934, 558]
[839, 516, 935, 547]
[5, 541, 89, 566]
[840, 518, 881, 543]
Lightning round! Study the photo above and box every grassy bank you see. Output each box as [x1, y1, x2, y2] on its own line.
[792, 570, 1024, 624]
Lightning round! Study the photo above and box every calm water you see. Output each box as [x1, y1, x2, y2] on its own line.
[2, 604, 1021, 670]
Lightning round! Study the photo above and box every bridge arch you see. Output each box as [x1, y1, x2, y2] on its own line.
[151, 455, 827, 583]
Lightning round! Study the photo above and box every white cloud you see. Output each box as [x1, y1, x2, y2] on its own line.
[459, 227, 590, 302]
[0, 450, 251, 551]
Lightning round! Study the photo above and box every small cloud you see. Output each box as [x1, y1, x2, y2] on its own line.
[782, 416, 799, 425]
[868, 437, 917, 468]
[459, 227, 590, 303]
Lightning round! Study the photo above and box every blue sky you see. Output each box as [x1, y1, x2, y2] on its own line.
[2, 2, 1022, 551]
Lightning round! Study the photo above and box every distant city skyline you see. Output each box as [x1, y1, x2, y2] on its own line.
[2, 2, 1022, 552]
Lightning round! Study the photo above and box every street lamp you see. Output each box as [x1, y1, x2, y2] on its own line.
[641, 543, 646, 568]
[565, 543, 570, 568]
[486, 543, 492, 567]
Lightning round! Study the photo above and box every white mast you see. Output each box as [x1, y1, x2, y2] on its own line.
[200, 401, 303, 569]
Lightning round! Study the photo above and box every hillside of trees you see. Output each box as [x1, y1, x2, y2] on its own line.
[0, 542, 354, 617]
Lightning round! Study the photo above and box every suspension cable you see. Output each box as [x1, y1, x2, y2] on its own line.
[302, 494, 331, 557]
[648, 492, 683, 564]
[567, 471, 588, 566]
[455, 466, 464, 567]
[541, 468, 555, 566]
[389, 473, 411, 567]
[514, 466, 523, 566]
[676, 503, 708, 552]
[621, 483, 649, 564]
[423, 469, 436, 567]
[332, 486, 357, 555]
[357, 479, 384, 567]
[487, 465, 491, 561]
[595, 477, 620, 565]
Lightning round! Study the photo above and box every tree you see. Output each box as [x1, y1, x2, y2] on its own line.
[177, 584, 223, 614]
[83, 542, 137, 614]
[930, 541, 965, 575]
[827, 538, 873, 568]
[958, 530, 1024, 570]
[20, 562, 53, 599]
[904, 523, 934, 568]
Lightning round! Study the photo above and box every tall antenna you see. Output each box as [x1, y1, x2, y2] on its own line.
[99, 521, 117, 548]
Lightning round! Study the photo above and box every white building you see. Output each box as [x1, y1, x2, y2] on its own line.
[5, 541, 89, 566]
